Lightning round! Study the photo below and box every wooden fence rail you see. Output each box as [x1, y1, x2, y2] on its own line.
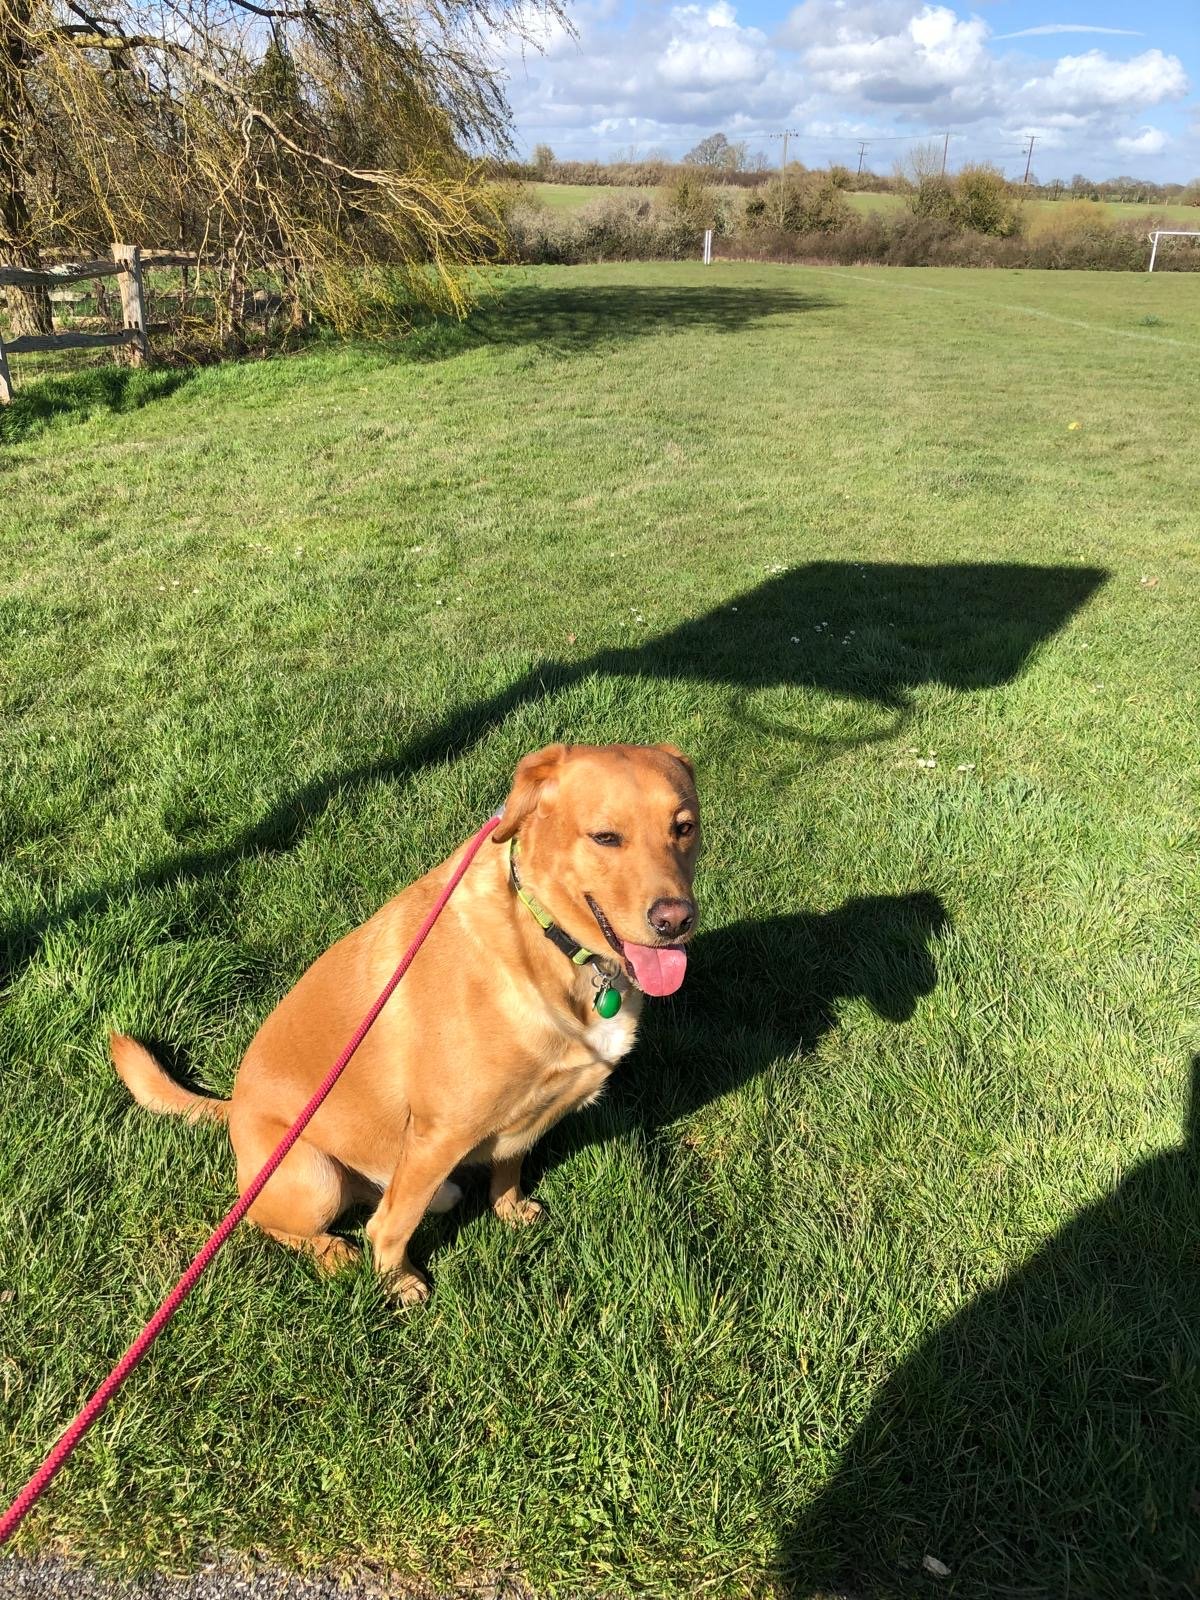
[0, 259, 121, 289]
[0, 250, 200, 289]
[0, 245, 208, 404]
[3, 329, 141, 357]
[7, 285, 282, 313]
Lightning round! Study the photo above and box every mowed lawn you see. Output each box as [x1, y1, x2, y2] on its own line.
[2, 263, 1199, 1598]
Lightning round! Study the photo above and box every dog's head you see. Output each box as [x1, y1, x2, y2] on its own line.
[494, 742, 700, 996]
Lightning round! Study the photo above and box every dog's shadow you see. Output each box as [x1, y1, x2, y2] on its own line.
[430, 890, 948, 1233]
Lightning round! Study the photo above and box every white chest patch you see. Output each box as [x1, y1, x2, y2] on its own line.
[583, 1010, 639, 1065]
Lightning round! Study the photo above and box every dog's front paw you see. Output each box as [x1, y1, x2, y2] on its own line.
[383, 1267, 431, 1308]
[493, 1195, 545, 1227]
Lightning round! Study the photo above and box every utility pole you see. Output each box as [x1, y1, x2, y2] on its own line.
[856, 140, 868, 176]
[770, 129, 799, 224]
[1022, 133, 1036, 185]
[770, 129, 799, 173]
[940, 131, 950, 176]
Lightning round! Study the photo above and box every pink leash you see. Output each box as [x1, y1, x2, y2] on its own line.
[0, 815, 500, 1549]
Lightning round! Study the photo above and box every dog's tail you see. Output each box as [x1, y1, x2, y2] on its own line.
[110, 1033, 230, 1125]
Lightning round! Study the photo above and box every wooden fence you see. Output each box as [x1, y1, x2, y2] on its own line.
[0, 244, 200, 404]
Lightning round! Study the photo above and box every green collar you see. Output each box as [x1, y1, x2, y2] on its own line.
[505, 837, 601, 968]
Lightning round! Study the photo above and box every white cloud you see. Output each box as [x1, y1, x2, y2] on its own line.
[494, 0, 1193, 178]
[1116, 125, 1169, 156]
[782, 2, 990, 102]
[658, 3, 773, 90]
[995, 24, 1143, 41]
[497, 0, 800, 134]
[1019, 49, 1188, 114]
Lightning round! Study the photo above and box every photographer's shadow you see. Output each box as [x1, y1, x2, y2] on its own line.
[785, 1056, 1200, 1598]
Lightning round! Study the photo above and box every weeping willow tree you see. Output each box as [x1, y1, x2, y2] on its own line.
[0, 0, 558, 335]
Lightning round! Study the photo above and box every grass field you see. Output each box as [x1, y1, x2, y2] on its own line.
[529, 180, 648, 209]
[528, 179, 1200, 231]
[2, 262, 1199, 1598]
[528, 179, 745, 212]
[845, 189, 1200, 227]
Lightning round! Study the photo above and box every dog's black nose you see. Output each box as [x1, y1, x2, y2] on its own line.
[647, 898, 696, 939]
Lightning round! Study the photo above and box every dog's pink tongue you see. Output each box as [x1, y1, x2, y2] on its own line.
[624, 943, 688, 997]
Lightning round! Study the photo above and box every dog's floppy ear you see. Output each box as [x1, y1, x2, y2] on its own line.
[654, 743, 695, 781]
[493, 744, 568, 843]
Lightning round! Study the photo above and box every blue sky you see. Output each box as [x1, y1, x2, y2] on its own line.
[495, 0, 1198, 181]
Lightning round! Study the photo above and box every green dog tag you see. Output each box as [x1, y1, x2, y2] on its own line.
[594, 983, 622, 1019]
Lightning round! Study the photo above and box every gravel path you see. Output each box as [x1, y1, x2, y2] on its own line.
[0, 1558, 529, 1600]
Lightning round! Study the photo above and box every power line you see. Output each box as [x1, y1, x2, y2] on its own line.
[765, 129, 951, 148]
[836, 130, 952, 143]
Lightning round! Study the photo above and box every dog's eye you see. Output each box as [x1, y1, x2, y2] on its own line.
[590, 831, 623, 848]
[675, 820, 696, 840]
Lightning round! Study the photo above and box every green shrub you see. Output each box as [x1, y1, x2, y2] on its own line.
[909, 165, 1023, 236]
[1026, 199, 1113, 242]
[744, 175, 851, 234]
[717, 209, 1191, 272]
[954, 165, 1024, 237]
[504, 194, 698, 265]
[909, 175, 958, 222]
[665, 173, 723, 232]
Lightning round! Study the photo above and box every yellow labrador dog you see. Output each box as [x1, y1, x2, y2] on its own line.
[113, 742, 700, 1305]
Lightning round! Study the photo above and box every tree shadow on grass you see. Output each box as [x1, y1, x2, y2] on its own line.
[449, 281, 838, 358]
[0, 365, 197, 448]
[1, 282, 832, 451]
[783, 1056, 1200, 1599]
[0, 561, 1103, 983]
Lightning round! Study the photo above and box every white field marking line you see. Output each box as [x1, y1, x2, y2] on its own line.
[803, 266, 1199, 352]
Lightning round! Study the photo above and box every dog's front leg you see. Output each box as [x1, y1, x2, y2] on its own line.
[367, 1120, 471, 1307]
[490, 1153, 544, 1226]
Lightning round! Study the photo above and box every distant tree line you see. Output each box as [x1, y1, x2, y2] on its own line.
[1049, 174, 1200, 206]
[515, 140, 774, 189]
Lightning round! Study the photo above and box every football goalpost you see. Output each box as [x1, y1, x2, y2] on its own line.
[1147, 230, 1200, 272]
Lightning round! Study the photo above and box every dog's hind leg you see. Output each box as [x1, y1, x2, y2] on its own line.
[234, 1118, 361, 1274]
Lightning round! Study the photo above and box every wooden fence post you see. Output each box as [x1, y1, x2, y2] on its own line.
[111, 243, 149, 365]
[0, 331, 12, 405]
